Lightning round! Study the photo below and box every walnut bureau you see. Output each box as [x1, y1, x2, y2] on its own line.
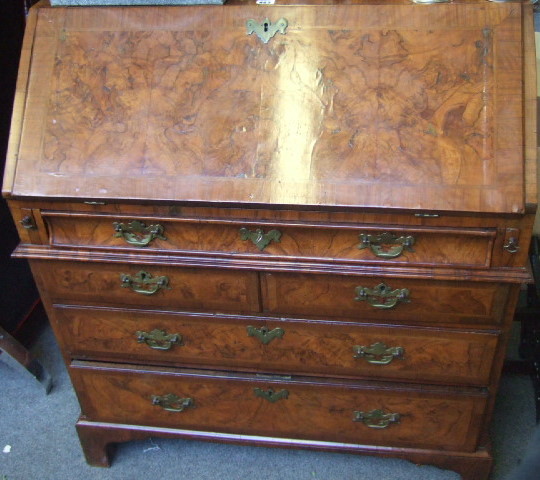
[3, 1, 538, 479]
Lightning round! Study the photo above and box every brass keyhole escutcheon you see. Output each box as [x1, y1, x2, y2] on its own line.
[247, 325, 285, 345]
[254, 387, 289, 403]
[246, 18, 288, 44]
[239, 227, 281, 251]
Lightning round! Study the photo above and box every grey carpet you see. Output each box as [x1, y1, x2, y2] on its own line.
[0, 325, 537, 480]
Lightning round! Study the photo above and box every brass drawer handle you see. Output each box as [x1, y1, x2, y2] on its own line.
[353, 342, 404, 365]
[113, 220, 166, 247]
[136, 329, 181, 351]
[151, 394, 194, 413]
[246, 18, 288, 44]
[353, 409, 401, 429]
[354, 283, 410, 310]
[358, 232, 415, 259]
[120, 271, 170, 295]
[254, 387, 289, 403]
[239, 227, 281, 251]
[247, 326, 285, 345]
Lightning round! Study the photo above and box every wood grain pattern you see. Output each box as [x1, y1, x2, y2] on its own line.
[7, 3, 527, 214]
[70, 361, 487, 452]
[55, 305, 498, 386]
[12, 197, 536, 270]
[1, 4, 39, 196]
[2, 2, 537, 477]
[44, 212, 497, 269]
[31, 259, 261, 313]
[262, 272, 508, 325]
[523, 5, 537, 210]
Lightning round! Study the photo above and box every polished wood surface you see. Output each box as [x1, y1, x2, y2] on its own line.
[71, 361, 487, 452]
[44, 212, 497, 269]
[2, 2, 537, 478]
[4, 3, 526, 214]
[14, 199, 536, 271]
[262, 272, 508, 324]
[55, 305, 498, 386]
[31, 260, 261, 312]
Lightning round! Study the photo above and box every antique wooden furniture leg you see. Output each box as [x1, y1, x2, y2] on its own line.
[0, 325, 52, 393]
[3, 1, 537, 478]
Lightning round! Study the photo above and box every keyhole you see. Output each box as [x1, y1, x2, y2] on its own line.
[264, 22, 269, 32]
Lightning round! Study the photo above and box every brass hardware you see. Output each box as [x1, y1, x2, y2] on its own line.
[503, 237, 520, 254]
[354, 283, 410, 310]
[19, 215, 36, 230]
[113, 220, 166, 247]
[353, 409, 401, 429]
[120, 271, 170, 295]
[151, 394, 194, 413]
[358, 232, 415, 259]
[353, 342, 404, 365]
[239, 227, 281, 251]
[254, 387, 289, 403]
[247, 326, 285, 345]
[246, 18, 288, 44]
[136, 329, 181, 351]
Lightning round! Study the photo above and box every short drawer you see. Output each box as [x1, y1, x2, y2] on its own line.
[31, 260, 260, 313]
[70, 362, 487, 452]
[262, 273, 508, 326]
[44, 212, 495, 268]
[56, 306, 498, 386]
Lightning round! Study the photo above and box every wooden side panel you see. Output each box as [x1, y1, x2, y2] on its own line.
[523, 4, 537, 210]
[2, 5, 39, 196]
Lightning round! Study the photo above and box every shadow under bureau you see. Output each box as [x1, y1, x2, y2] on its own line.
[3, 2, 538, 479]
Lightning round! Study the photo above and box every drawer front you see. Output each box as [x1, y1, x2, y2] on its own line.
[31, 260, 260, 313]
[70, 362, 487, 452]
[57, 306, 498, 386]
[44, 213, 495, 268]
[262, 273, 508, 326]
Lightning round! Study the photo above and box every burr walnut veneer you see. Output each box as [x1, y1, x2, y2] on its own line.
[3, 2, 538, 479]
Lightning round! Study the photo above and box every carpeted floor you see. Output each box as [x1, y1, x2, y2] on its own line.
[0, 324, 537, 480]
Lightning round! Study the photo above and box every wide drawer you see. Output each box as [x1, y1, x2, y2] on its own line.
[31, 260, 260, 313]
[56, 305, 498, 386]
[44, 212, 496, 268]
[262, 273, 508, 326]
[70, 361, 487, 452]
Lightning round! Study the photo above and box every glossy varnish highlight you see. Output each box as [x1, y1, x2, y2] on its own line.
[8, 3, 525, 213]
[2, 2, 537, 479]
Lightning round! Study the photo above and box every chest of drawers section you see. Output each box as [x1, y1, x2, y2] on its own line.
[12, 203, 530, 480]
[3, 2, 537, 479]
